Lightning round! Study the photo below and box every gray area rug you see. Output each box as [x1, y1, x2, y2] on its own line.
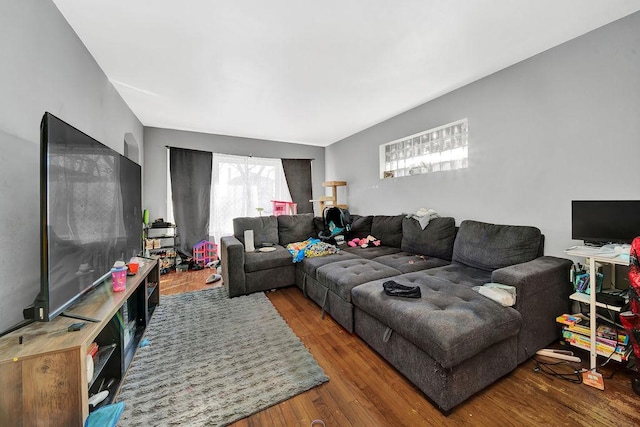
[116, 287, 329, 426]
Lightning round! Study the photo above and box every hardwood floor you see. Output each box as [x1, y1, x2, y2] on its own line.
[159, 267, 221, 295]
[160, 270, 640, 426]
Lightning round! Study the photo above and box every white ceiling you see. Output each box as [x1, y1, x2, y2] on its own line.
[52, 0, 640, 147]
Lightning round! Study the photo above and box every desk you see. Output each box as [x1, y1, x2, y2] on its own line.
[565, 249, 629, 371]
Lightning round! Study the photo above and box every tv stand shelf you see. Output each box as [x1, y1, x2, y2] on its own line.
[0, 257, 159, 426]
[144, 224, 178, 274]
[90, 343, 117, 387]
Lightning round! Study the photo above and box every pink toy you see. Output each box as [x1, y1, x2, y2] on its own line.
[193, 240, 218, 265]
[361, 235, 381, 247]
[347, 236, 381, 248]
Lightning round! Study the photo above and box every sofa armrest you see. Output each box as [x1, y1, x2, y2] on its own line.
[220, 235, 246, 297]
[491, 256, 573, 363]
[491, 256, 573, 308]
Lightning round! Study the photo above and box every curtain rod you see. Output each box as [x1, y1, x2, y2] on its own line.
[165, 145, 211, 154]
[165, 146, 314, 160]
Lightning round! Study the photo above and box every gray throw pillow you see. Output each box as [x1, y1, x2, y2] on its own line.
[346, 215, 373, 240]
[313, 216, 325, 236]
[401, 217, 456, 260]
[371, 215, 404, 248]
[277, 213, 316, 245]
[452, 220, 542, 271]
[233, 216, 279, 246]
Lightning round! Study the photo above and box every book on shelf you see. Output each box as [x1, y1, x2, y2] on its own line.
[564, 323, 591, 337]
[562, 330, 631, 360]
[556, 314, 582, 326]
[556, 313, 629, 345]
[597, 324, 629, 345]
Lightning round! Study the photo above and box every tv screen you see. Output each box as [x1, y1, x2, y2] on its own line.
[571, 200, 640, 245]
[31, 112, 142, 321]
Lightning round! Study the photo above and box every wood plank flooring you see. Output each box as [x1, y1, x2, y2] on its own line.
[160, 270, 640, 426]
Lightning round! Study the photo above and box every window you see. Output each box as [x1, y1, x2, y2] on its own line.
[379, 119, 468, 179]
[167, 152, 292, 244]
[209, 154, 291, 243]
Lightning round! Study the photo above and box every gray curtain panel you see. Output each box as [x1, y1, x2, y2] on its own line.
[281, 159, 313, 214]
[169, 147, 212, 257]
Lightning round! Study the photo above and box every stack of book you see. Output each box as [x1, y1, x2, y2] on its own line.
[556, 314, 632, 361]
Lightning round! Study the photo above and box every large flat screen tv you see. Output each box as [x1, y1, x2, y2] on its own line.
[25, 112, 142, 322]
[571, 200, 640, 245]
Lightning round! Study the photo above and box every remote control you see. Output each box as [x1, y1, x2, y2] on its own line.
[67, 322, 85, 332]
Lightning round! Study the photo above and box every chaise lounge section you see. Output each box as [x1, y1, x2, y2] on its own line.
[350, 220, 572, 411]
[220, 213, 573, 412]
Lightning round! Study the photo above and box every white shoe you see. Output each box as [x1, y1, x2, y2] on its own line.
[206, 273, 221, 284]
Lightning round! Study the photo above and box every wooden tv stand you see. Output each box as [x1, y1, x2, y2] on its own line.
[0, 257, 159, 426]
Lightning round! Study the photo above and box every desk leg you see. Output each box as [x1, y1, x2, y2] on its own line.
[589, 256, 597, 371]
[610, 263, 616, 288]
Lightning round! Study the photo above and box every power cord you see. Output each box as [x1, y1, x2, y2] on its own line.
[531, 356, 583, 384]
[526, 348, 583, 384]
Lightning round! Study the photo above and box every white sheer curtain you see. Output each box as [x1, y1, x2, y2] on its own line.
[209, 153, 292, 244]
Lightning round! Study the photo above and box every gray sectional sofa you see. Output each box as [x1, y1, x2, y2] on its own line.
[220, 213, 572, 412]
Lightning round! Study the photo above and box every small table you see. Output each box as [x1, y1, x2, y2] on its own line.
[565, 248, 629, 372]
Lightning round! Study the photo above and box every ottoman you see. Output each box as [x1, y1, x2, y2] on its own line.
[312, 258, 402, 332]
[351, 273, 522, 412]
[294, 251, 360, 302]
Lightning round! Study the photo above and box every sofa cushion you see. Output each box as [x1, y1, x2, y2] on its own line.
[409, 263, 492, 288]
[233, 216, 279, 246]
[373, 251, 450, 274]
[297, 251, 360, 277]
[401, 217, 456, 260]
[351, 274, 522, 368]
[346, 214, 373, 239]
[371, 215, 404, 248]
[452, 220, 542, 271]
[316, 259, 402, 302]
[277, 213, 316, 245]
[243, 245, 293, 273]
[342, 245, 402, 259]
[313, 216, 325, 236]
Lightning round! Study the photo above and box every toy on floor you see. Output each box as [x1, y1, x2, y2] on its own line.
[347, 235, 380, 248]
[193, 240, 218, 266]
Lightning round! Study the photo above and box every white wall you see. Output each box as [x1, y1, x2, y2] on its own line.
[0, 0, 143, 332]
[143, 127, 326, 224]
[326, 12, 640, 258]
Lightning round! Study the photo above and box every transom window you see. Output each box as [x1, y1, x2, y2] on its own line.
[379, 119, 468, 179]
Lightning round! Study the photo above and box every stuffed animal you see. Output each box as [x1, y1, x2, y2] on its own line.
[347, 235, 381, 248]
